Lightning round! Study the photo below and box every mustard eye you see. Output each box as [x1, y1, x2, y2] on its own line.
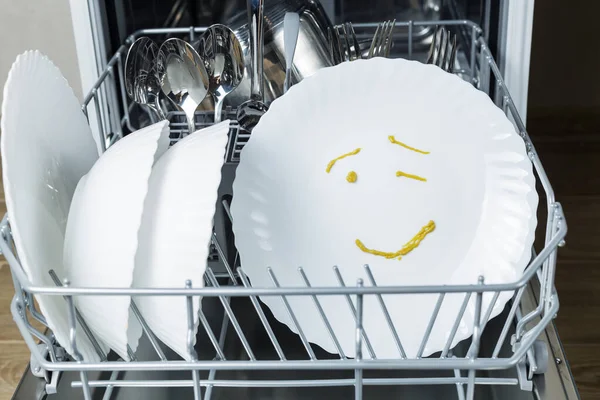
[346, 171, 357, 183]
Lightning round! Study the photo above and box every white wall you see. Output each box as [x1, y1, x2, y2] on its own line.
[0, 0, 82, 105]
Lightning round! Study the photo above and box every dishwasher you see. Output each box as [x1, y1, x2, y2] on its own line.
[2, 0, 579, 399]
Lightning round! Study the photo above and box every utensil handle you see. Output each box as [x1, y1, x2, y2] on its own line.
[284, 12, 300, 93]
[247, 0, 265, 101]
[214, 97, 224, 123]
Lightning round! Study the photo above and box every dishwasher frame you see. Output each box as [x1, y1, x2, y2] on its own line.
[1, 19, 571, 400]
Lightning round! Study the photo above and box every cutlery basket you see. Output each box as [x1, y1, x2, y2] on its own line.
[1, 20, 568, 400]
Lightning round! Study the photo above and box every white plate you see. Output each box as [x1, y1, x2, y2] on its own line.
[64, 120, 170, 360]
[231, 58, 538, 358]
[133, 120, 229, 361]
[1, 51, 103, 362]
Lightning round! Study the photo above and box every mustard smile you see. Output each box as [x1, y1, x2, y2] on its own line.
[355, 220, 436, 260]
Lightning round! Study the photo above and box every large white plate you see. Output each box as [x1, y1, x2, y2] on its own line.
[231, 58, 538, 358]
[133, 120, 229, 361]
[64, 120, 170, 360]
[1, 51, 104, 362]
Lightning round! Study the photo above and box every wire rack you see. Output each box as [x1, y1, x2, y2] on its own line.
[1, 20, 567, 400]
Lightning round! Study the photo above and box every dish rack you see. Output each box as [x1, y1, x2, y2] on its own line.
[0, 20, 567, 400]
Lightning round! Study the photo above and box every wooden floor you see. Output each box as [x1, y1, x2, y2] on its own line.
[527, 111, 600, 400]
[0, 114, 599, 399]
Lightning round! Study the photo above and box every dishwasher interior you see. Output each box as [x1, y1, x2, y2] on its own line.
[4, 0, 579, 399]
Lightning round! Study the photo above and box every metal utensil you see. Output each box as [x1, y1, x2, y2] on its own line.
[426, 26, 457, 73]
[342, 22, 361, 61]
[329, 22, 361, 64]
[236, 0, 268, 132]
[224, 0, 333, 107]
[124, 37, 165, 120]
[367, 19, 396, 59]
[197, 24, 245, 123]
[157, 38, 210, 134]
[283, 12, 300, 93]
[328, 25, 343, 65]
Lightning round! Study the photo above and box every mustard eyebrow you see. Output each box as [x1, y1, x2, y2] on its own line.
[326, 148, 361, 173]
[396, 170, 427, 182]
[388, 136, 430, 154]
[355, 220, 436, 261]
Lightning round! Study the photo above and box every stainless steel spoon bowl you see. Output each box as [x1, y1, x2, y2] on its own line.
[124, 37, 165, 120]
[157, 38, 210, 134]
[197, 24, 245, 123]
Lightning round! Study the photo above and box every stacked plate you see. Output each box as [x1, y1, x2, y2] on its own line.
[2, 51, 230, 361]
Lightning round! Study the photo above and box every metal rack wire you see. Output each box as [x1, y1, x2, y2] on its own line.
[1, 20, 567, 400]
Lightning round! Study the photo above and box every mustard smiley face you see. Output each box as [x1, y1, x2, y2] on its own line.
[326, 136, 436, 261]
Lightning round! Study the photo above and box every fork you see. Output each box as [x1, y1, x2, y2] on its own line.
[329, 22, 361, 64]
[426, 26, 457, 73]
[367, 19, 396, 58]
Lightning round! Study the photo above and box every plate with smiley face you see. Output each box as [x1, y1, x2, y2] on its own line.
[231, 57, 538, 359]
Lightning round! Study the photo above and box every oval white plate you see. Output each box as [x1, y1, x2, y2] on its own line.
[133, 120, 230, 361]
[1, 51, 103, 362]
[64, 120, 170, 360]
[231, 58, 538, 358]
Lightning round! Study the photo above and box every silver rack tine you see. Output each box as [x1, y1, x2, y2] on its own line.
[297, 267, 345, 358]
[451, 351, 467, 400]
[197, 304, 227, 361]
[368, 23, 381, 58]
[222, 199, 233, 224]
[221, 198, 240, 268]
[467, 291, 500, 356]
[441, 292, 472, 358]
[205, 269, 256, 360]
[416, 293, 446, 358]
[49, 269, 107, 361]
[126, 345, 137, 361]
[237, 268, 286, 360]
[130, 301, 167, 361]
[79, 371, 93, 400]
[363, 265, 405, 358]
[64, 279, 92, 400]
[493, 287, 526, 358]
[267, 267, 317, 360]
[332, 266, 376, 359]
[354, 278, 364, 400]
[466, 277, 484, 400]
[211, 232, 237, 285]
[101, 370, 121, 400]
[184, 280, 202, 400]
[205, 303, 232, 400]
[185, 280, 198, 361]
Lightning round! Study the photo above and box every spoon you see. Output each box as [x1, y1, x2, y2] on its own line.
[197, 24, 245, 123]
[124, 37, 165, 121]
[157, 38, 209, 134]
[283, 12, 300, 93]
[236, 0, 268, 132]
